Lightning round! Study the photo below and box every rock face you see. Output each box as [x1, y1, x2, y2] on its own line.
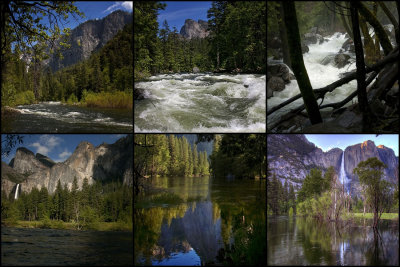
[345, 141, 399, 194]
[180, 19, 209, 39]
[268, 135, 398, 196]
[47, 10, 132, 71]
[2, 135, 133, 195]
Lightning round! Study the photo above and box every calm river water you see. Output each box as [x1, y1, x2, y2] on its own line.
[134, 176, 266, 266]
[1, 227, 133, 266]
[2, 102, 132, 133]
[268, 216, 399, 266]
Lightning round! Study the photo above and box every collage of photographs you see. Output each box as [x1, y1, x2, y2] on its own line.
[0, 1, 398, 267]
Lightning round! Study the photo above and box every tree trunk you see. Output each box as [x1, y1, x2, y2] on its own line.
[338, 3, 353, 39]
[282, 1, 322, 125]
[357, 1, 393, 55]
[350, 2, 370, 132]
[359, 14, 375, 65]
[378, 2, 399, 44]
[277, 2, 291, 69]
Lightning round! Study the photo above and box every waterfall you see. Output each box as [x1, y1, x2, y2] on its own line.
[340, 152, 349, 194]
[14, 184, 20, 200]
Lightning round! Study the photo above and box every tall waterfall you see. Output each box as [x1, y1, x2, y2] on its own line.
[340, 152, 349, 194]
[14, 184, 20, 200]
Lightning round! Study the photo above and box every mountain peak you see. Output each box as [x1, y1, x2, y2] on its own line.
[180, 19, 209, 39]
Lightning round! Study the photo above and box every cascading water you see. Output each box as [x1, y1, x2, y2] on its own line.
[340, 152, 350, 194]
[14, 184, 20, 200]
[268, 32, 357, 128]
[135, 73, 266, 132]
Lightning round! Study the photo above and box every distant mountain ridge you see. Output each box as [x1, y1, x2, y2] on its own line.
[180, 19, 209, 39]
[1, 136, 133, 197]
[268, 135, 399, 197]
[46, 10, 132, 71]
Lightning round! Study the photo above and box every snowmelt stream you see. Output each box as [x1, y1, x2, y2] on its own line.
[268, 32, 357, 128]
[135, 73, 266, 132]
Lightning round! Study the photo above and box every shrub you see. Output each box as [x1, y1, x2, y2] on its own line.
[67, 93, 78, 104]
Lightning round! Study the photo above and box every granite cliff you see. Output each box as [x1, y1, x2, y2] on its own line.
[268, 135, 398, 196]
[1, 135, 133, 197]
[47, 10, 132, 71]
[180, 19, 209, 39]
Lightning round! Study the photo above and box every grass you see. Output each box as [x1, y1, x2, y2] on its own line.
[353, 213, 399, 220]
[135, 192, 184, 209]
[2, 219, 132, 232]
[82, 91, 133, 109]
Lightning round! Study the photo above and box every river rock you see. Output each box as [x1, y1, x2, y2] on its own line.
[268, 63, 292, 84]
[321, 54, 336, 65]
[303, 33, 323, 46]
[301, 41, 309, 53]
[334, 53, 351, 68]
[267, 76, 285, 98]
[193, 66, 200, 73]
[341, 38, 355, 52]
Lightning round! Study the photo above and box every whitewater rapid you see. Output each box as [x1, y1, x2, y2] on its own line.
[268, 32, 357, 128]
[135, 73, 266, 132]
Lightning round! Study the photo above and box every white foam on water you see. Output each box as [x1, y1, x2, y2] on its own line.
[135, 73, 266, 132]
[65, 112, 82, 117]
[268, 32, 358, 128]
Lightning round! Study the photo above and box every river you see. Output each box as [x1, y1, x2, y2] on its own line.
[1, 227, 133, 266]
[267, 32, 357, 128]
[2, 102, 133, 133]
[268, 216, 399, 266]
[134, 73, 266, 132]
[134, 176, 266, 266]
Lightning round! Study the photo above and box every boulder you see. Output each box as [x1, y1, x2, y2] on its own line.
[301, 42, 309, 53]
[321, 54, 336, 65]
[268, 63, 292, 84]
[334, 53, 351, 68]
[267, 76, 285, 98]
[310, 27, 318, 34]
[193, 66, 200, 73]
[303, 33, 324, 46]
[341, 38, 355, 52]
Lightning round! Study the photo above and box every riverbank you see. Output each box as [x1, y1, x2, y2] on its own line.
[2, 219, 132, 232]
[353, 212, 399, 220]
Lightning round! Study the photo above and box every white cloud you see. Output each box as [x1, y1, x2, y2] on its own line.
[29, 135, 63, 156]
[56, 149, 72, 162]
[103, 1, 132, 14]
[30, 142, 49, 155]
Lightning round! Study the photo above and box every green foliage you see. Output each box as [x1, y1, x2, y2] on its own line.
[134, 134, 209, 178]
[289, 207, 294, 216]
[66, 93, 78, 104]
[1, 180, 132, 231]
[297, 168, 325, 202]
[210, 134, 265, 179]
[83, 91, 133, 109]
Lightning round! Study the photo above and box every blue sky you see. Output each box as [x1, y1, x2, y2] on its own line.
[21, 1, 132, 34]
[1, 134, 129, 164]
[305, 134, 399, 156]
[157, 1, 212, 31]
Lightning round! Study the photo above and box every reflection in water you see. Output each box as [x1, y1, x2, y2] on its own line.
[268, 216, 399, 266]
[134, 176, 266, 265]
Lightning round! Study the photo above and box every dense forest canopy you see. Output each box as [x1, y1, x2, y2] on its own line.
[2, 177, 133, 231]
[134, 1, 266, 80]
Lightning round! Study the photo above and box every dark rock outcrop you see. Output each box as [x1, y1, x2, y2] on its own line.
[180, 19, 209, 39]
[47, 10, 132, 71]
[267, 77, 285, 98]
